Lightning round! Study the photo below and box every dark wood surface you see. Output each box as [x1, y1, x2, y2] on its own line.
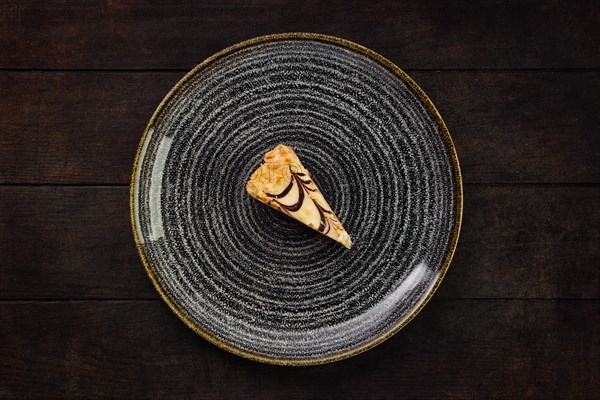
[2, 71, 599, 184]
[1, 1, 598, 398]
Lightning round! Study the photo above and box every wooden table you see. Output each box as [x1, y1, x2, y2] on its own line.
[1, 1, 598, 398]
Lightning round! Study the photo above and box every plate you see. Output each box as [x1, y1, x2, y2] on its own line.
[131, 33, 462, 365]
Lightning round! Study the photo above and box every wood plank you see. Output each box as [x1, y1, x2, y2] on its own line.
[1, 186, 598, 300]
[0, 1, 598, 69]
[0, 72, 180, 184]
[0, 300, 597, 398]
[0, 187, 155, 299]
[413, 71, 600, 184]
[1, 71, 598, 184]
[438, 184, 600, 300]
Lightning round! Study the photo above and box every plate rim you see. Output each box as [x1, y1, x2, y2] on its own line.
[129, 32, 463, 366]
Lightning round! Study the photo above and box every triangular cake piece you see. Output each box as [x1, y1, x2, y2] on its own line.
[246, 144, 352, 248]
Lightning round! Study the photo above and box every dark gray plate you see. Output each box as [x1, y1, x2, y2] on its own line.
[131, 33, 462, 365]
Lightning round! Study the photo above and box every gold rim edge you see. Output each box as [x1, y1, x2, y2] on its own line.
[129, 32, 463, 366]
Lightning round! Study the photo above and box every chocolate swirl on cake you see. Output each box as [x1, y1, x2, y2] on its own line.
[247, 144, 352, 248]
[266, 170, 340, 235]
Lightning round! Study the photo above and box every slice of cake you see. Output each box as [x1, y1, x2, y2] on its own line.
[246, 144, 352, 248]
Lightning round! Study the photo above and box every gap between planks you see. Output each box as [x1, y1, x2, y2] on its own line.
[0, 68, 599, 74]
[1, 298, 599, 303]
[1, 183, 599, 187]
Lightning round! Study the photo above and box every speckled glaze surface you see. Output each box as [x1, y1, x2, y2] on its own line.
[131, 33, 462, 365]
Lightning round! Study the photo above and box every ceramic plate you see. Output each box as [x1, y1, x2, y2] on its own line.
[131, 33, 462, 365]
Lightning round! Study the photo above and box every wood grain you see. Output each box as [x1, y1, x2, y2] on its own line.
[439, 184, 600, 300]
[1, 299, 598, 399]
[413, 71, 600, 184]
[0, 1, 598, 70]
[0, 71, 179, 184]
[0, 187, 155, 299]
[2, 185, 598, 300]
[1, 71, 598, 184]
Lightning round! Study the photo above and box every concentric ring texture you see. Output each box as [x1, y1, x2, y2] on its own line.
[133, 38, 457, 362]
